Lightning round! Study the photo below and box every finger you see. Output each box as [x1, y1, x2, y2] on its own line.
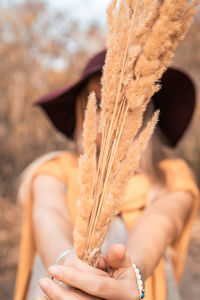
[60, 253, 109, 277]
[97, 256, 107, 271]
[106, 244, 131, 269]
[39, 278, 65, 300]
[47, 265, 126, 299]
[39, 277, 101, 300]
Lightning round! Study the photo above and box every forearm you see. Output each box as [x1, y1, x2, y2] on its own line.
[33, 175, 73, 269]
[33, 207, 73, 268]
[127, 210, 172, 279]
[126, 191, 193, 279]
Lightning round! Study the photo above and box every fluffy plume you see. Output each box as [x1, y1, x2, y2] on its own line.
[74, 0, 199, 265]
[74, 92, 97, 256]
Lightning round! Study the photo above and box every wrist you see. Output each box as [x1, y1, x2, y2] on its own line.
[127, 246, 148, 280]
[55, 249, 75, 264]
[50, 248, 75, 280]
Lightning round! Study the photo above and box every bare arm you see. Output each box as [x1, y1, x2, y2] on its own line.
[37, 190, 195, 300]
[33, 175, 73, 268]
[127, 190, 194, 279]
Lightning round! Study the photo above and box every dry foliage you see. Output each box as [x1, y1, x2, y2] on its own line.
[74, 0, 199, 266]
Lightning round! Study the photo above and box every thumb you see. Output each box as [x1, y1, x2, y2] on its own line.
[106, 244, 131, 269]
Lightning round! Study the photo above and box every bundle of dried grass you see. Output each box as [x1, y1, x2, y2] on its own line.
[74, 0, 199, 266]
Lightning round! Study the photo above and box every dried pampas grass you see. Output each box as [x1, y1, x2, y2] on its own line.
[74, 0, 199, 265]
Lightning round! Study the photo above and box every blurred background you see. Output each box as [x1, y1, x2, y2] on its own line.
[0, 0, 199, 299]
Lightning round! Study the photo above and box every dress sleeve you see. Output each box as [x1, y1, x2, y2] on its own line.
[14, 152, 79, 300]
[33, 151, 79, 185]
[159, 158, 199, 283]
[159, 158, 199, 198]
[34, 156, 67, 184]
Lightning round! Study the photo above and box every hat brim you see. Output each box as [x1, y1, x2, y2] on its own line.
[153, 67, 196, 146]
[35, 66, 103, 139]
[35, 67, 196, 147]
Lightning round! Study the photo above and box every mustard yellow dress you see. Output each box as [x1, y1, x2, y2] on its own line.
[14, 152, 199, 300]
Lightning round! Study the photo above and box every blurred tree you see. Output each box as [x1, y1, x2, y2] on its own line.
[0, 0, 104, 199]
[0, 1, 104, 297]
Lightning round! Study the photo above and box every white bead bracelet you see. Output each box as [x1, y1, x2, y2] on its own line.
[132, 263, 145, 299]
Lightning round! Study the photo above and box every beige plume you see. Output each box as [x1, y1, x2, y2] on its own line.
[74, 0, 199, 266]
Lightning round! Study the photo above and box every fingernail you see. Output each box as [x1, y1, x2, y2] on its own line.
[49, 265, 62, 277]
[39, 278, 50, 292]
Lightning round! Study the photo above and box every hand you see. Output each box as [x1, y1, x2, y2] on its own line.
[37, 244, 140, 300]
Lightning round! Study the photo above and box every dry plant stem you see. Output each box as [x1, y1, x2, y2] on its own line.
[87, 111, 159, 259]
[85, 101, 127, 250]
[74, 93, 97, 256]
[99, 0, 161, 188]
[99, 0, 136, 170]
[75, 0, 199, 265]
[86, 103, 129, 249]
[101, 0, 139, 156]
[86, 1, 140, 246]
[91, 86, 145, 247]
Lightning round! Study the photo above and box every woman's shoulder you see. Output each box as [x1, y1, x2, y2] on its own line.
[158, 157, 192, 172]
[18, 151, 79, 205]
[158, 157, 199, 197]
[158, 157, 195, 180]
[34, 151, 79, 183]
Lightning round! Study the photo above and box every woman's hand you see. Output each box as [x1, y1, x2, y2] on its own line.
[36, 244, 140, 300]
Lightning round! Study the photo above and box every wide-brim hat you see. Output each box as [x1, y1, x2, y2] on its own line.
[35, 49, 196, 147]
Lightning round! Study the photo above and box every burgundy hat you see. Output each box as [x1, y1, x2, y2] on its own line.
[35, 49, 196, 147]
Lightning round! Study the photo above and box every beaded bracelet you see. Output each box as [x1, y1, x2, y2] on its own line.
[132, 263, 145, 299]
